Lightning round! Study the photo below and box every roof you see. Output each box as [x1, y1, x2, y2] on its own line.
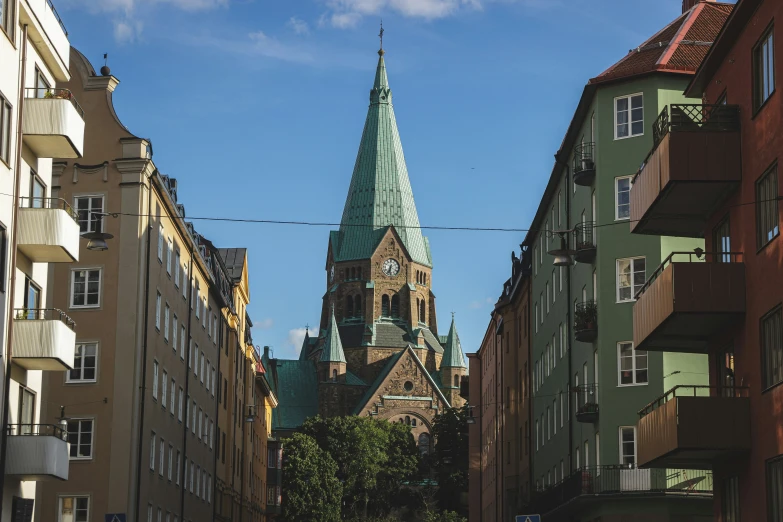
[217, 248, 247, 281]
[332, 51, 432, 268]
[320, 309, 347, 364]
[269, 360, 319, 430]
[687, 0, 759, 96]
[345, 371, 368, 386]
[441, 315, 466, 369]
[591, 2, 733, 84]
[298, 331, 319, 361]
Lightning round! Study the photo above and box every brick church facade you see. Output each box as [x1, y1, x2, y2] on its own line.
[262, 46, 466, 450]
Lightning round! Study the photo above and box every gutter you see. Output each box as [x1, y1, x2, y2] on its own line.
[179, 244, 196, 519]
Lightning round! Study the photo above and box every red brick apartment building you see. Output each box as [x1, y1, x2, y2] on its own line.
[629, 0, 783, 520]
[469, 250, 531, 522]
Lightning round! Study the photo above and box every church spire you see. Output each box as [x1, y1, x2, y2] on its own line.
[320, 308, 347, 364]
[334, 45, 432, 268]
[441, 314, 466, 369]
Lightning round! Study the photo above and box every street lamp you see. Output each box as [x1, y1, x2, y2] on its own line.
[547, 230, 576, 267]
[83, 212, 115, 251]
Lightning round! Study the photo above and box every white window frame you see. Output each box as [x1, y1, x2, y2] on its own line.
[58, 496, 91, 522]
[74, 194, 105, 234]
[170, 378, 176, 414]
[159, 438, 165, 476]
[615, 175, 633, 221]
[168, 444, 173, 481]
[67, 342, 98, 383]
[172, 315, 178, 353]
[67, 418, 94, 460]
[152, 361, 159, 400]
[158, 225, 165, 261]
[70, 268, 102, 309]
[166, 237, 173, 275]
[178, 387, 184, 422]
[164, 304, 170, 341]
[180, 326, 186, 360]
[614, 93, 644, 140]
[150, 432, 156, 470]
[619, 426, 637, 466]
[616, 256, 646, 303]
[617, 341, 648, 386]
[155, 292, 161, 330]
[176, 450, 181, 485]
[161, 370, 168, 409]
[182, 263, 188, 298]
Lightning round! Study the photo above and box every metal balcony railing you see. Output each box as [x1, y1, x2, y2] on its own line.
[19, 196, 79, 223]
[6, 423, 67, 440]
[634, 250, 743, 300]
[573, 142, 596, 173]
[24, 88, 84, 119]
[638, 385, 750, 419]
[652, 104, 740, 149]
[573, 222, 595, 251]
[14, 308, 76, 330]
[574, 300, 597, 341]
[573, 383, 598, 421]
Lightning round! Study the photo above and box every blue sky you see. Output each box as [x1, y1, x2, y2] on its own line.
[58, 0, 696, 359]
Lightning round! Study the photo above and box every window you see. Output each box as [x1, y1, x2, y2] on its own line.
[553, 399, 557, 435]
[618, 342, 647, 385]
[535, 420, 539, 451]
[756, 165, 779, 248]
[545, 282, 550, 314]
[169, 378, 176, 414]
[161, 370, 168, 409]
[559, 391, 563, 428]
[546, 407, 551, 440]
[70, 269, 101, 308]
[534, 304, 538, 333]
[584, 440, 589, 467]
[753, 26, 775, 111]
[182, 263, 188, 298]
[196, 465, 201, 497]
[168, 444, 173, 481]
[151, 361, 160, 401]
[616, 257, 645, 302]
[0, 93, 10, 164]
[159, 438, 165, 476]
[190, 461, 195, 492]
[552, 270, 556, 303]
[158, 225, 165, 261]
[67, 419, 93, 459]
[175, 250, 181, 287]
[576, 447, 580, 469]
[714, 216, 732, 262]
[180, 326, 186, 360]
[58, 496, 89, 522]
[195, 282, 200, 318]
[150, 432, 156, 470]
[166, 238, 173, 275]
[164, 305, 170, 341]
[619, 427, 636, 466]
[155, 292, 161, 330]
[615, 176, 632, 220]
[75, 196, 104, 234]
[176, 451, 181, 485]
[178, 387, 183, 421]
[17, 386, 34, 434]
[67, 343, 98, 383]
[722, 476, 740, 522]
[596, 433, 600, 469]
[615, 93, 643, 139]
[200, 353, 205, 384]
[761, 306, 783, 389]
[533, 247, 537, 275]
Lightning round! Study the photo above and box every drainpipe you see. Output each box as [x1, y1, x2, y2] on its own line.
[179, 245, 195, 520]
[213, 313, 223, 522]
[564, 163, 574, 475]
[133, 170, 154, 522]
[0, 24, 28, 516]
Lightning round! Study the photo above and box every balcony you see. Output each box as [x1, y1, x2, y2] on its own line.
[12, 308, 76, 371]
[574, 384, 598, 423]
[633, 251, 745, 353]
[19, 1, 71, 81]
[531, 466, 712, 518]
[17, 197, 80, 263]
[22, 89, 85, 158]
[573, 222, 596, 264]
[573, 142, 596, 187]
[5, 424, 69, 481]
[630, 104, 741, 237]
[637, 386, 751, 469]
[574, 301, 597, 343]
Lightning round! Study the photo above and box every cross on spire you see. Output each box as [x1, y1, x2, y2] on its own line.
[378, 21, 385, 56]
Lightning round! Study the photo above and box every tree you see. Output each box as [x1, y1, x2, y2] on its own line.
[431, 406, 469, 515]
[281, 433, 342, 522]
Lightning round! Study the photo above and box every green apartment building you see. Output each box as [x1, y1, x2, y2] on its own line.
[523, 2, 732, 520]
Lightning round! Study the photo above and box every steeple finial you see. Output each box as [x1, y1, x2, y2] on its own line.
[378, 21, 385, 56]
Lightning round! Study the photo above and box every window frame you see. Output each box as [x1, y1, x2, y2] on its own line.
[74, 195, 105, 235]
[616, 256, 646, 303]
[756, 163, 779, 250]
[753, 23, 776, 114]
[67, 418, 94, 460]
[615, 176, 633, 221]
[617, 341, 648, 386]
[614, 93, 644, 140]
[619, 426, 637, 466]
[66, 342, 98, 384]
[57, 495, 90, 522]
[0, 91, 12, 166]
[70, 268, 102, 309]
[767, 455, 783, 521]
[761, 305, 783, 391]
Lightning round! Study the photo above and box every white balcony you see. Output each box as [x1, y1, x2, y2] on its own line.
[5, 424, 69, 481]
[17, 198, 80, 263]
[13, 309, 76, 371]
[22, 89, 84, 158]
[19, 0, 71, 82]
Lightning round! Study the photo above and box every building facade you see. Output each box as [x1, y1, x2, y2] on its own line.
[631, 0, 783, 521]
[521, 2, 732, 520]
[36, 49, 236, 522]
[468, 249, 532, 522]
[0, 0, 83, 520]
[264, 46, 467, 453]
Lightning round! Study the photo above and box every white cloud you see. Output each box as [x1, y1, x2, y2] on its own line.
[287, 16, 310, 35]
[256, 318, 274, 330]
[247, 31, 314, 63]
[287, 326, 317, 355]
[330, 12, 363, 28]
[113, 20, 139, 42]
[469, 297, 494, 309]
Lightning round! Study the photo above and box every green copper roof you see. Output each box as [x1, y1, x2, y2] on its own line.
[441, 315, 466, 368]
[334, 52, 431, 267]
[270, 360, 319, 430]
[320, 309, 347, 363]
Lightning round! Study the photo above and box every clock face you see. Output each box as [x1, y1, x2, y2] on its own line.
[382, 258, 400, 277]
[330, 264, 335, 282]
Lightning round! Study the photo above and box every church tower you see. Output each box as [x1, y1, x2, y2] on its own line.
[440, 315, 467, 407]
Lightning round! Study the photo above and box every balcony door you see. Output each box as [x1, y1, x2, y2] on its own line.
[17, 386, 35, 435]
[23, 277, 40, 318]
[619, 426, 650, 490]
[29, 173, 45, 208]
[713, 216, 731, 262]
[718, 352, 736, 397]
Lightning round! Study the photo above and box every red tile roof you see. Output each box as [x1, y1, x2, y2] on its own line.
[590, 1, 733, 85]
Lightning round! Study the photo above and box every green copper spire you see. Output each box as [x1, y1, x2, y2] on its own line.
[441, 314, 466, 369]
[335, 49, 432, 267]
[320, 308, 347, 364]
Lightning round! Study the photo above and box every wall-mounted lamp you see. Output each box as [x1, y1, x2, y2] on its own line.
[547, 230, 576, 267]
[83, 212, 117, 251]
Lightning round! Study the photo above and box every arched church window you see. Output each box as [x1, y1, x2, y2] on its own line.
[419, 300, 426, 324]
[405, 416, 411, 425]
[382, 295, 390, 317]
[391, 295, 400, 318]
[351, 267, 356, 279]
[354, 295, 362, 317]
[346, 296, 353, 318]
[418, 433, 431, 455]
[454, 375, 460, 387]
[411, 418, 417, 427]
[332, 369, 337, 382]
[358, 267, 362, 279]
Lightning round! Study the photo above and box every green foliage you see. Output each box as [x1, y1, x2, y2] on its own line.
[423, 511, 467, 522]
[431, 406, 469, 515]
[281, 433, 342, 522]
[300, 416, 421, 519]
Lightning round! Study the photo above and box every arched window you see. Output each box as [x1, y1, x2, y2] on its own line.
[391, 295, 400, 318]
[419, 300, 426, 324]
[354, 295, 362, 318]
[381, 295, 390, 317]
[351, 268, 356, 279]
[358, 267, 362, 279]
[346, 296, 353, 318]
[454, 375, 460, 387]
[424, 273, 427, 285]
[418, 433, 431, 455]
[332, 369, 337, 381]
[405, 415, 411, 425]
[411, 418, 417, 427]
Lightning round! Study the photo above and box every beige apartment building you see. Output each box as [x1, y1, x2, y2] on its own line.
[37, 48, 231, 522]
